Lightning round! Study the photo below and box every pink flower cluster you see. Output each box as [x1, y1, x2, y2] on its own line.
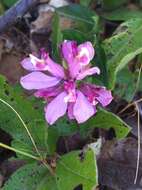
[20, 40, 113, 125]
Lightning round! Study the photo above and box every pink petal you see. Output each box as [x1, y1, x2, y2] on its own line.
[95, 88, 113, 107]
[21, 55, 50, 71]
[21, 58, 36, 71]
[45, 91, 68, 125]
[21, 53, 65, 79]
[77, 41, 95, 65]
[34, 85, 62, 100]
[68, 59, 81, 79]
[20, 72, 60, 90]
[81, 83, 113, 107]
[61, 40, 77, 64]
[73, 91, 94, 123]
[61, 40, 80, 78]
[76, 67, 100, 80]
[67, 103, 75, 120]
[45, 56, 65, 79]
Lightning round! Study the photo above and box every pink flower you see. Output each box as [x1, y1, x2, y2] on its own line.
[20, 40, 113, 125]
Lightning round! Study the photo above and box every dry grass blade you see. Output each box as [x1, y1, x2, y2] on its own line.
[134, 103, 141, 184]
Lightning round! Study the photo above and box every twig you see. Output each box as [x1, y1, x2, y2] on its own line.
[134, 103, 141, 184]
[118, 98, 142, 115]
[0, 0, 39, 34]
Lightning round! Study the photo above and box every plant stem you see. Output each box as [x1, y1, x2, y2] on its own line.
[0, 142, 40, 161]
[134, 103, 141, 184]
[0, 98, 54, 175]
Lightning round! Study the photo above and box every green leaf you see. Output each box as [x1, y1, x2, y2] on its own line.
[102, 8, 142, 21]
[94, 38, 108, 86]
[52, 117, 78, 136]
[2, 163, 47, 190]
[3, 150, 97, 190]
[62, 29, 88, 43]
[102, 0, 128, 10]
[47, 128, 59, 154]
[11, 120, 48, 159]
[36, 174, 55, 190]
[57, 4, 96, 24]
[56, 4, 99, 33]
[0, 75, 48, 158]
[11, 140, 36, 160]
[56, 149, 98, 190]
[2, 0, 17, 7]
[47, 116, 80, 154]
[0, 3, 4, 15]
[114, 68, 137, 102]
[79, 108, 131, 139]
[138, 73, 142, 91]
[80, 0, 92, 7]
[47, 117, 78, 154]
[37, 149, 98, 190]
[51, 12, 63, 61]
[103, 18, 142, 89]
[114, 61, 142, 101]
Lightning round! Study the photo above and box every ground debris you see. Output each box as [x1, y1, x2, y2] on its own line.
[98, 138, 142, 190]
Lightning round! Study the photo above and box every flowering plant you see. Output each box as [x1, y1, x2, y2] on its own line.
[20, 40, 113, 124]
[0, 2, 137, 189]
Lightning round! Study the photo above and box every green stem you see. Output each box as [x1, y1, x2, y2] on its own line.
[0, 98, 54, 174]
[0, 142, 40, 161]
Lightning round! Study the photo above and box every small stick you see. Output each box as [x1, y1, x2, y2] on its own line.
[134, 103, 141, 184]
[118, 98, 142, 115]
[0, 0, 39, 34]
